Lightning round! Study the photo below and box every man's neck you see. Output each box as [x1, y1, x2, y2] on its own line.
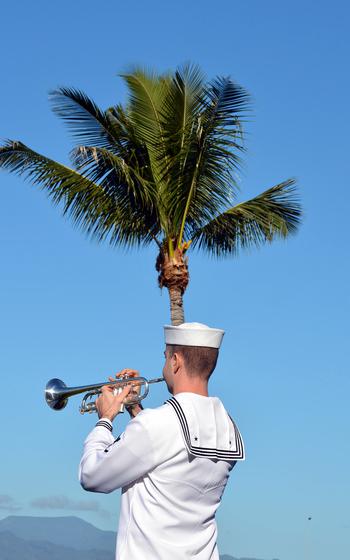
[173, 381, 209, 397]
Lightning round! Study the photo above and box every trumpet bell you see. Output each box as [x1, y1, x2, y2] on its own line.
[45, 378, 69, 411]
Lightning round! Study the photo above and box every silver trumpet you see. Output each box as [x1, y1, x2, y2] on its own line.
[45, 375, 165, 414]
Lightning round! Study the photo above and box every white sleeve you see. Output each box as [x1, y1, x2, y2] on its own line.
[79, 411, 157, 494]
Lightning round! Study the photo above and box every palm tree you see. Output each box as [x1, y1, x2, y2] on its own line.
[0, 64, 301, 325]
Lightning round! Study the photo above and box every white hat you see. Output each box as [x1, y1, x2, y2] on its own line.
[164, 322, 225, 349]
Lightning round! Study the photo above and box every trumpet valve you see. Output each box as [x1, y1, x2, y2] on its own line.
[112, 386, 125, 413]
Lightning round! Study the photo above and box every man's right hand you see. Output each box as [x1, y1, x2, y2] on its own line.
[95, 382, 132, 422]
[109, 369, 143, 418]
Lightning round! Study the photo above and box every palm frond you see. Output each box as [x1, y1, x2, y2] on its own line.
[0, 140, 160, 247]
[1, 65, 302, 257]
[71, 145, 156, 205]
[157, 63, 206, 233]
[188, 76, 250, 193]
[49, 87, 123, 152]
[160, 63, 205, 155]
[120, 67, 169, 146]
[50, 90, 156, 191]
[161, 76, 250, 240]
[71, 144, 161, 242]
[120, 67, 172, 192]
[191, 179, 302, 256]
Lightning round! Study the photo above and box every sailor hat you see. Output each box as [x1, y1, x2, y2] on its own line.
[164, 322, 225, 349]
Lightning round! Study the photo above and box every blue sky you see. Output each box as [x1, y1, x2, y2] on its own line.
[0, 1, 349, 559]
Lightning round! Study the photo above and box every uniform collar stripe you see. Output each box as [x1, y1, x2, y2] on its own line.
[166, 397, 245, 461]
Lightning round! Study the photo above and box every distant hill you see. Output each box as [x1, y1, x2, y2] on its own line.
[220, 557, 279, 560]
[0, 515, 279, 560]
[0, 531, 111, 560]
[0, 515, 115, 551]
[220, 556, 279, 560]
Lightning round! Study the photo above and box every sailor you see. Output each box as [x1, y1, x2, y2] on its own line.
[79, 322, 245, 560]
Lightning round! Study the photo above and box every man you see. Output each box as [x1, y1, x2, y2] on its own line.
[79, 322, 245, 560]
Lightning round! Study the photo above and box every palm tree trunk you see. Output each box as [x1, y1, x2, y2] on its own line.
[168, 286, 184, 325]
[156, 245, 189, 326]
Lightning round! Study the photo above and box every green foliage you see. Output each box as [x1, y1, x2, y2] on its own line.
[0, 63, 302, 255]
[192, 179, 300, 255]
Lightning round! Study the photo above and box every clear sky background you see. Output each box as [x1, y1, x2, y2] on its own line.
[0, 1, 349, 559]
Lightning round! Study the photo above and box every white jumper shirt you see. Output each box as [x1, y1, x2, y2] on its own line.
[79, 392, 245, 560]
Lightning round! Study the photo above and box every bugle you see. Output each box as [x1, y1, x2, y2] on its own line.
[45, 375, 165, 414]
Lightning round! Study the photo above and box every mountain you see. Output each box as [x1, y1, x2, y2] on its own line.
[0, 531, 112, 560]
[0, 515, 279, 560]
[220, 557, 279, 560]
[0, 515, 115, 551]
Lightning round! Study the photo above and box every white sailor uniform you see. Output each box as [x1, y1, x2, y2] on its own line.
[79, 391, 244, 560]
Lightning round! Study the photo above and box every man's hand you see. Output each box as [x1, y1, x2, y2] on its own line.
[95, 381, 132, 422]
[110, 369, 143, 419]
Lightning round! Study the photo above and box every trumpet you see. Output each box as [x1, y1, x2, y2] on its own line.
[45, 375, 165, 414]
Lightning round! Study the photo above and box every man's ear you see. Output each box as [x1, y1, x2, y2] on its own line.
[171, 352, 181, 374]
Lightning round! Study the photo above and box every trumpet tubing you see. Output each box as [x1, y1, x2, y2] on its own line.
[45, 376, 165, 414]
